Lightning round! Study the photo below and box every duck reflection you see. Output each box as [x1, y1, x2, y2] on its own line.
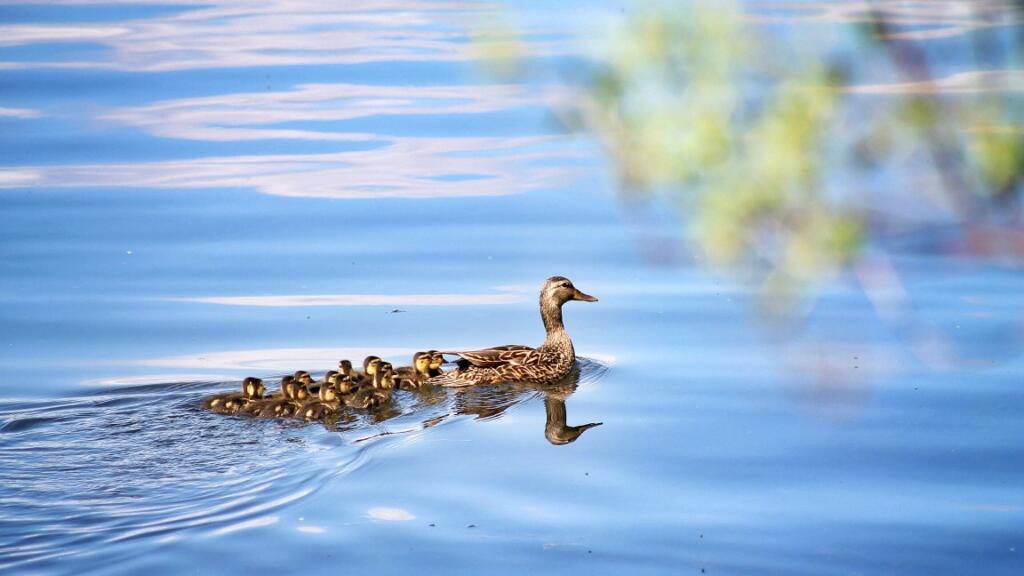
[452, 364, 602, 445]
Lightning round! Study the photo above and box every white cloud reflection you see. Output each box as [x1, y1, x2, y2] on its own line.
[0, 0, 576, 71]
[0, 107, 43, 118]
[3, 135, 581, 198]
[366, 507, 416, 521]
[102, 82, 550, 142]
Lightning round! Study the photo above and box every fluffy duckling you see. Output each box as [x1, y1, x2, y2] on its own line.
[202, 377, 265, 413]
[358, 356, 381, 383]
[298, 385, 341, 421]
[331, 373, 359, 395]
[293, 371, 314, 387]
[377, 362, 396, 390]
[395, 352, 432, 390]
[372, 363, 395, 404]
[427, 350, 445, 377]
[337, 359, 359, 383]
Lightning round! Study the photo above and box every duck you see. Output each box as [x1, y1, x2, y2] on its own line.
[395, 352, 432, 390]
[297, 385, 342, 421]
[202, 377, 265, 413]
[428, 276, 597, 387]
[543, 395, 602, 445]
[242, 375, 309, 417]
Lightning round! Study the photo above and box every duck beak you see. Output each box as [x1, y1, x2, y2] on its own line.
[573, 288, 598, 302]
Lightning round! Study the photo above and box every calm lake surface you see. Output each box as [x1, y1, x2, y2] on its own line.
[1, 2, 1022, 574]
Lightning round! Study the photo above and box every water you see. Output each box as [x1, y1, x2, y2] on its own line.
[1, 2, 1023, 574]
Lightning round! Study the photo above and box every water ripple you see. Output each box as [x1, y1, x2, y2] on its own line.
[0, 358, 608, 571]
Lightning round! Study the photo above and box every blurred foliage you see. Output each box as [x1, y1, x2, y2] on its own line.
[578, 5, 865, 314]
[567, 1, 1023, 314]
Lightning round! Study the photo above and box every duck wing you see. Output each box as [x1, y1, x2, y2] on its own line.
[441, 345, 536, 368]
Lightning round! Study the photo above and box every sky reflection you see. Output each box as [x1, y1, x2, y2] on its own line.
[5, 136, 582, 198]
[0, 0, 578, 71]
[171, 291, 527, 307]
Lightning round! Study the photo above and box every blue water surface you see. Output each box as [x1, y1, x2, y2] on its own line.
[1, 1, 1022, 575]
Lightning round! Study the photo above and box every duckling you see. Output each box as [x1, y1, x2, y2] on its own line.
[357, 356, 381, 383]
[337, 359, 360, 383]
[395, 352, 432, 390]
[202, 377, 265, 413]
[377, 362, 396, 390]
[371, 363, 395, 405]
[298, 385, 341, 421]
[427, 350, 445, 377]
[293, 371, 314, 388]
[331, 373, 359, 395]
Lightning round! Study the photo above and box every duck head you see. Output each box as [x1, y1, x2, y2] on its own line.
[540, 276, 597, 334]
[542, 276, 598, 306]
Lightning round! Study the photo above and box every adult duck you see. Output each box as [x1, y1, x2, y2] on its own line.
[430, 276, 597, 387]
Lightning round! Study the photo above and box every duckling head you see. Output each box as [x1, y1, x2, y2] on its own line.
[279, 375, 296, 398]
[243, 377, 265, 399]
[364, 356, 381, 376]
[334, 375, 356, 394]
[338, 359, 353, 376]
[372, 365, 391, 390]
[319, 385, 338, 402]
[428, 351, 444, 371]
[413, 352, 431, 376]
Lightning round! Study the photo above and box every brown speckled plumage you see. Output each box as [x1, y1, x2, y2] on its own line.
[427, 276, 597, 387]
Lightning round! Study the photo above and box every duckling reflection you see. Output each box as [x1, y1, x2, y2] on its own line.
[452, 364, 601, 445]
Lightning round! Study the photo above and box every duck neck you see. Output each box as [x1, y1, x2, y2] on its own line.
[541, 297, 572, 351]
